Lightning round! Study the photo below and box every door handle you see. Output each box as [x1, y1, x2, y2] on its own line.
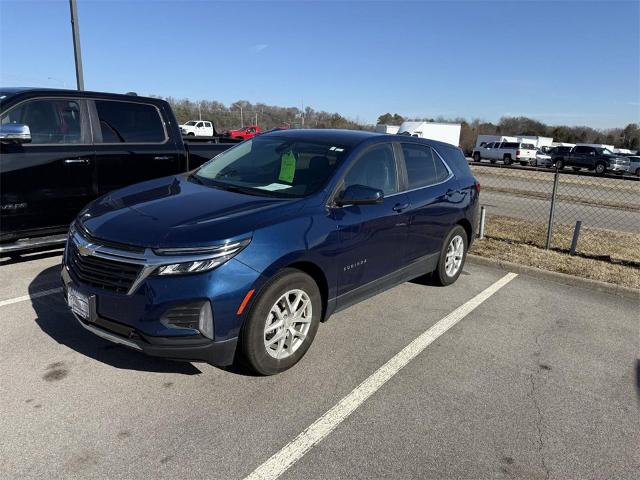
[153, 156, 172, 160]
[63, 158, 90, 164]
[392, 203, 409, 212]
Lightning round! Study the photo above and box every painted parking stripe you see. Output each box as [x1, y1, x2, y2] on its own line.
[243, 272, 518, 480]
[0, 287, 63, 308]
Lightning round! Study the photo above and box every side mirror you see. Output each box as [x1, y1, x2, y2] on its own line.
[336, 184, 384, 206]
[0, 123, 31, 143]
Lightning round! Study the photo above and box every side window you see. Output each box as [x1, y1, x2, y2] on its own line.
[401, 143, 450, 189]
[95, 100, 165, 143]
[574, 146, 588, 154]
[196, 122, 203, 128]
[1, 99, 83, 144]
[343, 143, 398, 195]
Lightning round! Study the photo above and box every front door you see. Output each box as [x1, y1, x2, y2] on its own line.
[0, 97, 95, 239]
[332, 142, 409, 306]
[90, 99, 182, 195]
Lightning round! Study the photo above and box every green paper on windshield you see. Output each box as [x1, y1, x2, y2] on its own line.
[278, 150, 296, 183]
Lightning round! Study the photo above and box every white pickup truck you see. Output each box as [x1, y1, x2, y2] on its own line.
[179, 120, 214, 137]
[472, 141, 537, 166]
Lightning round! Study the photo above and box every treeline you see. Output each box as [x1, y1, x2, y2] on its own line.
[158, 96, 639, 152]
[378, 113, 640, 153]
[159, 97, 364, 132]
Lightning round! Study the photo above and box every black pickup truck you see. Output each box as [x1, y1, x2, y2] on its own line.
[0, 88, 236, 253]
[551, 145, 630, 174]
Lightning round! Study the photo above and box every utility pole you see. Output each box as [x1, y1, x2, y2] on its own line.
[69, 0, 84, 90]
[198, 103, 202, 120]
[240, 106, 243, 127]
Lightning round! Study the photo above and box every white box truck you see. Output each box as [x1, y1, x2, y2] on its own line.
[375, 124, 400, 134]
[398, 121, 461, 146]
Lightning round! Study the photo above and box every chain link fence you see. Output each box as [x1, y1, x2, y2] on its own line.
[470, 162, 640, 266]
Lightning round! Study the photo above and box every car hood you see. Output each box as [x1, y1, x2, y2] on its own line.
[79, 175, 304, 249]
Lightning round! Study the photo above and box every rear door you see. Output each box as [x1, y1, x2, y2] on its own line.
[398, 142, 456, 262]
[91, 99, 183, 195]
[332, 142, 409, 305]
[0, 97, 95, 237]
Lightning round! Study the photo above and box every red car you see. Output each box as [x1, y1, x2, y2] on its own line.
[225, 125, 261, 140]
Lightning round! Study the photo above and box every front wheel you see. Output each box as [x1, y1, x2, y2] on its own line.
[434, 225, 468, 286]
[240, 269, 321, 375]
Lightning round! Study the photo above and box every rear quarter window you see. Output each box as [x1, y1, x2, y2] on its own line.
[95, 100, 166, 143]
[434, 144, 472, 179]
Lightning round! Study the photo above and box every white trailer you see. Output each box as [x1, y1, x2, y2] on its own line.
[375, 124, 400, 134]
[475, 135, 517, 149]
[398, 121, 461, 146]
[518, 136, 554, 149]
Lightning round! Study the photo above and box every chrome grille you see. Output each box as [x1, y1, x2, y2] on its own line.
[68, 242, 142, 293]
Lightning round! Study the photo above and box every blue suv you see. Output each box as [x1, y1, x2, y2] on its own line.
[62, 129, 479, 374]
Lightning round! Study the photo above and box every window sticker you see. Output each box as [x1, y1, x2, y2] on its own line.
[278, 150, 296, 183]
[257, 183, 291, 191]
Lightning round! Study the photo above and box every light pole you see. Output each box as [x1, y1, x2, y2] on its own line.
[69, 0, 84, 90]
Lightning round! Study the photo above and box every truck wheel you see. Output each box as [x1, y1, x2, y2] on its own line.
[595, 162, 606, 175]
[503, 155, 512, 166]
[555, 159, 564, 170]
[240, 268, 322, 375]
[433, 225, 467, 286]
[473, 152, 481, 162]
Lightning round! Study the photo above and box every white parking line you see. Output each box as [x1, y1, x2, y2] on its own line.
[0, 287, 63, 308]
[243, 272, 518, 480]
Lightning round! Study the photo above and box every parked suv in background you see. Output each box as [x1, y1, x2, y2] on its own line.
[554, 145, 630, 174]
[472, 141, 537, 165]
[62, 129, 479, 375]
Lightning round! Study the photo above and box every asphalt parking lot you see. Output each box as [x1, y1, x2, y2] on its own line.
[1, 251, 638, 479]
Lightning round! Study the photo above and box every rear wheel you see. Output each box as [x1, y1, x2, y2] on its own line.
[595, 162, 606, 175]
[240, 269, 321, 375]
[555, 159, 564, 170]
[473, 152, 481, 162]
[433, 225, 467, 286]
[503, 155, 512, 166]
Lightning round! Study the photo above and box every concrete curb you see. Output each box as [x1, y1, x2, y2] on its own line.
[467, 254, 640, 301]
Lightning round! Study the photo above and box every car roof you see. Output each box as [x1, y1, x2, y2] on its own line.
[0, 87, 161, 104]
[260, 128, 461, 151]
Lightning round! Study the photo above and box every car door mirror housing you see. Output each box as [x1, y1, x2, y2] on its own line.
[0, 123, 32, 143]
[336, 185, 384, 206]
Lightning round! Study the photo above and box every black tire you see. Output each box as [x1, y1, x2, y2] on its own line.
[503, 155, 512, 166]
[555, 159, 564, 170]
[240, 268, 322, 375]
[433, 225, 468, 287]
[595, 162, 606, 175]
[473, 152, 481, 162]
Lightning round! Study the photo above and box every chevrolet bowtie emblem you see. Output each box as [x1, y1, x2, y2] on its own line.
[77, 243, 96, 256]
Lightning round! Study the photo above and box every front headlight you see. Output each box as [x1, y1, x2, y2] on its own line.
[153, 238, 251, 276]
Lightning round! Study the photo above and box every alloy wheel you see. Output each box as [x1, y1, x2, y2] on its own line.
[445, 235, 464, 277]
[264, 289, 312, 359]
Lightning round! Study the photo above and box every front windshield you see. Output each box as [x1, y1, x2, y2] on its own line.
[185, 121, 197, 126]
[193, 136, 350, 198]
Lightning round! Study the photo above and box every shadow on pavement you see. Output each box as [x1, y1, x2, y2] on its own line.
[30, 265, 201, 375]
[1, 247, 64, 266]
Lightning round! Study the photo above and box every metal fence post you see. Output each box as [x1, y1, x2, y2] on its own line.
[478, 206, 486, 239]
[570, 221, 582, 255]
[545, 167, 560, 249]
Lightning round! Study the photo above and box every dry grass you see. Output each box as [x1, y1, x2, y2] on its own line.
[470, 237, 640, 290]
[470, 214, 640, 289]
[483, 214, 640, 264]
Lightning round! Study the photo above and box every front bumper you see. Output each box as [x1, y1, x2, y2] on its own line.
[72, 308, 238, 365]
[609, 163, 629, 172]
